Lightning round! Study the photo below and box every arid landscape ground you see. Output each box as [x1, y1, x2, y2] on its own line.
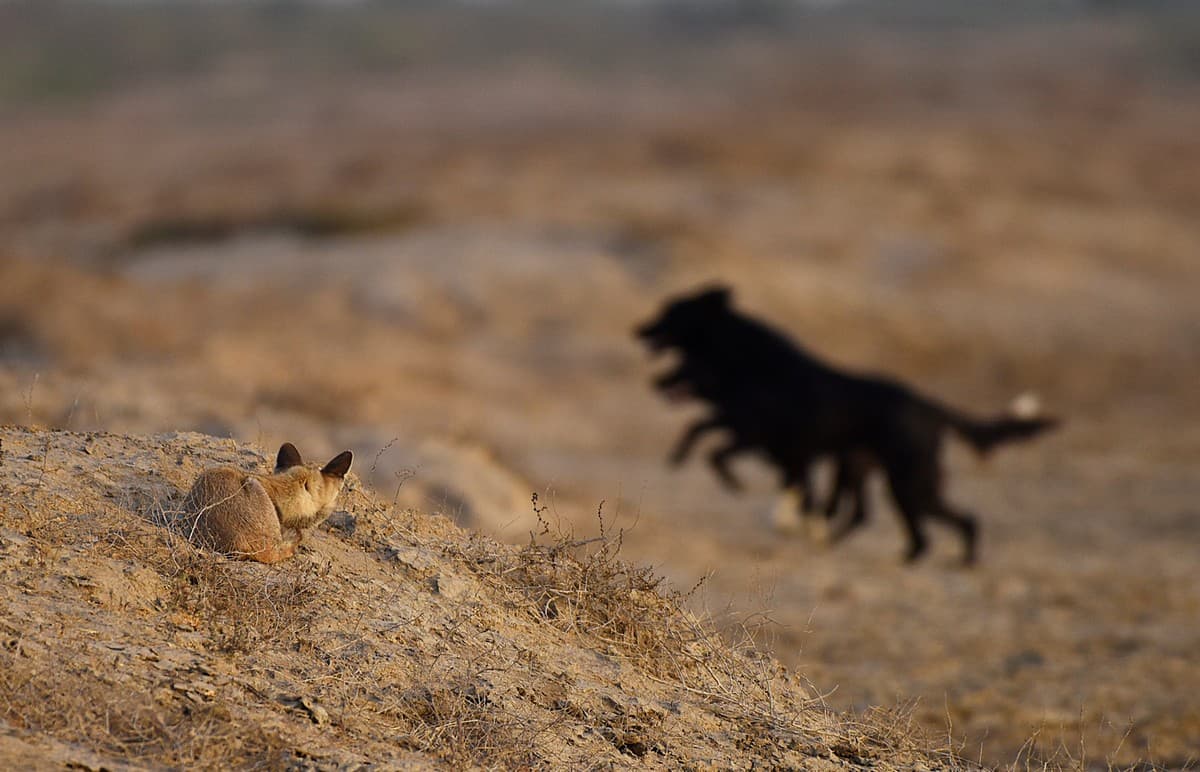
[1, 3, 1198, 768]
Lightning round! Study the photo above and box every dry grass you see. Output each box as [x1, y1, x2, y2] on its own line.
[0, 654, 287, 769]
[390, 673, 549, 767]
[444, 497, 964, 768]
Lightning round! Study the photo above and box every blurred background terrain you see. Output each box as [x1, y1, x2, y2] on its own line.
[1, 1, 1198, 766]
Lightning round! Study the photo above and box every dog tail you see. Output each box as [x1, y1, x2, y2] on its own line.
[940, 392, 1061, 456]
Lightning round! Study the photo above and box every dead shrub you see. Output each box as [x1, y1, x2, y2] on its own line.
[124, 495, 325, 655]
[394, 676, 545, 768]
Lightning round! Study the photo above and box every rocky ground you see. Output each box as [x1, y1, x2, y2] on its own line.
[0, 425, 950, 769]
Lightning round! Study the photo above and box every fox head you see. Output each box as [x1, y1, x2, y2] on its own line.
[635, 284, 734, 354]
[270, 443, 354, 526]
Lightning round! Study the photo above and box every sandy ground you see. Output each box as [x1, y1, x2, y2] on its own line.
[1, 9, 1198, 768]
[5, 425, 943, 769]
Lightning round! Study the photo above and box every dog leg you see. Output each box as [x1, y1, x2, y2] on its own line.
[898, 511, 929, 563]
[653, 366, 687, 391]
[778, 463, 822, 542]
[825, 456, 867, 543]
[799, 464, 819, 514]
[883, 467, 930, 563]
[800, 488, 831, 544]
[708, 442, 745, 491]
[828, 498, 868, 544]
[668, 417, 722, 467]
[929, 503, 979, 566]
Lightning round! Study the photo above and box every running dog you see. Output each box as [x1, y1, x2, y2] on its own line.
[651, 351, 871, 530]
[636, 285, 1058, 564]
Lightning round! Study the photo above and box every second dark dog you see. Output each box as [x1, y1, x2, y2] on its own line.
[651, 352, 872, 532]
[636, 285, 1059, 564]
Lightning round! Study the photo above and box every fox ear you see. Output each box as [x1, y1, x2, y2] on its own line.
[321, 451, 353, 478]
[275, 443, 303, 472]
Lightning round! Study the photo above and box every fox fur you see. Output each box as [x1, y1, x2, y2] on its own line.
[183, 443, 353, 564]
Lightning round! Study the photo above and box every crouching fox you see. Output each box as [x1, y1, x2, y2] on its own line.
[183, 443, 353, 564]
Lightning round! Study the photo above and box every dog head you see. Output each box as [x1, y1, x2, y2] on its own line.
[635, 284, 734, 354]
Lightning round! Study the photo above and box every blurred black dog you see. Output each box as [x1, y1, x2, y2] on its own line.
[635, 285, 1059, 564]
[652, 351, 873, 531]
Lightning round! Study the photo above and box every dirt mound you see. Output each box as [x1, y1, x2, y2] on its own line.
[0, 426, 950, 769]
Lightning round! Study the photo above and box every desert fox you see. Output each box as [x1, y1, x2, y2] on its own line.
[183, 443, 353, 564]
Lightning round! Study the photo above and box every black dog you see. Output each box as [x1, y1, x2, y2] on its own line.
[636, 285, 1059, 564]
[652, 352, 872, 529]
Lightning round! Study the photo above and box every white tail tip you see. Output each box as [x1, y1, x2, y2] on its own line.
[1010, 392, 1042, 419]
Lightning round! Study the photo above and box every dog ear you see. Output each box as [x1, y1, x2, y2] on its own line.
[275, 443, 303, 471]
[697, 284, 732, 307]
[321, 451, 353, 479]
